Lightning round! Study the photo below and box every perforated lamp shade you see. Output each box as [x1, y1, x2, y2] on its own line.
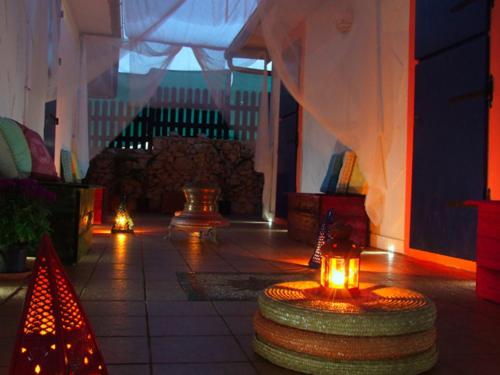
[9, 235, 107, 375]
[309, 209, 335, 268]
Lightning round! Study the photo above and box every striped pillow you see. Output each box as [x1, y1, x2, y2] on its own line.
[347, 159, 368, 195]
[60, 150, 74, 183]
[336, 151, 356, 193]
[71, 152, 82, 182]
[320, 152, 344, 194]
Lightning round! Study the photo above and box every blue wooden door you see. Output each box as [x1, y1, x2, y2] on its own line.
[44, 100, 57, 160]
[410, 0, 491, 260]
[275, 86, 299, 219]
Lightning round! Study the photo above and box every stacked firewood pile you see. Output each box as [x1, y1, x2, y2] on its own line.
[85, 137, 263, 215]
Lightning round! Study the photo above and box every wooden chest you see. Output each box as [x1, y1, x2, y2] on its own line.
[287, 193, 369, 247]
[465, 200, 500, 303]
[40, 182, 96, 265]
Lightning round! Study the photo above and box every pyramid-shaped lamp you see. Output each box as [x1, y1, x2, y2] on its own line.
[111, 201, 134, 234]
[9, 235, 108, 375]
[309, 209, 335, 268]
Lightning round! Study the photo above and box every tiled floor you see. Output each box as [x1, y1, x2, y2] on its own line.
[1, 215, 499, 374]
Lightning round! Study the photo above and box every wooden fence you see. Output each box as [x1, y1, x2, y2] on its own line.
[88, 87, 262, 156]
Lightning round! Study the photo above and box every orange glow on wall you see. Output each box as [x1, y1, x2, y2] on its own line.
[489, 2, 500, 199]
[9, 235, 108, 375]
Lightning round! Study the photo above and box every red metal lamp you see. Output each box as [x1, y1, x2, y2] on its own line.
[9, 235, 107, 375]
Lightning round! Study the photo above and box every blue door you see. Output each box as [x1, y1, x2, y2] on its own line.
[410, 0, 491, 259]
[275, 86, 299, 219]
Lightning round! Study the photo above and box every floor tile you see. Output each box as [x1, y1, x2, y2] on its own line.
[236, 335, 262, 363]
[223, 316, 254, 335]
[151, 336, 246, 363]
[145, 271, 180, 282]
[213, 301, 259, 316]
[92, 263, 144, 280]
[153, 363, 257, 375]
[108, 364, 151, 375]
[0, 316, 19, 337]
[82, 279, 145, 300]
[0, 338, 14, 366]
[147, 301, 217, 316]
[149, 316, 230, 336]
[98, 337, 149, 364]
[1, 215, 500, 375]
[83, 301, 146, 316]
[146, 281, 187, 301]
[90, 316, 147, 336]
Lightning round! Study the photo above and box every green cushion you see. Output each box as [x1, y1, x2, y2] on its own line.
[0, 131, 19, 178]
[0, 118, 32, 176]
[60, 149, 74, 183]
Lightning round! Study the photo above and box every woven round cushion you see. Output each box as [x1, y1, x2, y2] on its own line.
[253, 335, 438, 375]
[258, 281, 436, 336]
[254, 312, 436, 360]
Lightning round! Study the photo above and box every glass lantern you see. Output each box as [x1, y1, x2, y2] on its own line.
[320, 240, 360, 292]
[111, 202, 134, 233]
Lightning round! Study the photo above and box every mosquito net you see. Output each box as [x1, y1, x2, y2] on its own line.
[2, 0, 409, 227]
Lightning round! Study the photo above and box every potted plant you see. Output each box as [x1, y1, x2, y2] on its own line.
[0, 179, 55, 273]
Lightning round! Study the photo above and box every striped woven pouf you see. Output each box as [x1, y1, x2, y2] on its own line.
[253, 281, 438, 374]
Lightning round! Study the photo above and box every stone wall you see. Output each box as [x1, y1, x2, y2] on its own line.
[85, 137, 264, 215]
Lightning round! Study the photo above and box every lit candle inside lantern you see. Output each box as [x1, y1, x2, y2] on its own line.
[330, 258, 346, 288]
[116, 214, 127, 229]
[111, 201, 135, 233]
[319, 222, 361, 293]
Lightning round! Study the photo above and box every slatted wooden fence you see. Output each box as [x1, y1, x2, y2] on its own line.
[88, 87, 262, 156]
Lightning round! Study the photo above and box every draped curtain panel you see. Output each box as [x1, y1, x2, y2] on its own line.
[1, 0, 409, 229]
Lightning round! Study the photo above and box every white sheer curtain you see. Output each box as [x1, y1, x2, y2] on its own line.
[0, 0, 61, 136]
[83, 0, 260, 159]
[76, 0, 407, 225]
[256, 0, 408, 226]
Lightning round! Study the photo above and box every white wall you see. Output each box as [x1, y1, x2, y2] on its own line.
[55, 0, 89, 175]
[0, 0, 89, 176]
[299, 1, 409, 252]
[300, 111, 348, 193]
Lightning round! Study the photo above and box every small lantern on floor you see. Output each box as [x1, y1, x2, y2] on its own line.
[111, 200, 134, 234]
[320, 222, 361, 295]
